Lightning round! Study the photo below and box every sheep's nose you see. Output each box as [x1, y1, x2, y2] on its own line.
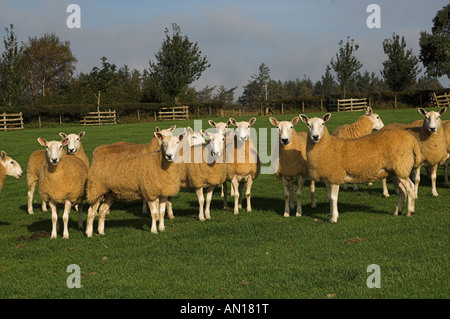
[429, 127, 436, 132]
[281, 138, 289, 144]
[166, 154, 174, 161]
[51, 158, 59, 165]
[68, 148, 75, 154]
[312, 135, 320, 141]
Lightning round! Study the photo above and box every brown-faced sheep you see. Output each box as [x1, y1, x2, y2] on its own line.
[37, 138, 88, 239]
[299, 113, 421, 223]
[0, 151, 23, 194]
[85, 133, 184, 237]
[269, 116, 316, 217]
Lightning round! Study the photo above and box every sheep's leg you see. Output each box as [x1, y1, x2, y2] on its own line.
[444, 158, 449, 187]
[27, 182, 36, 215]
[310, 180, 316, 209]
[381, 178, 390, 197]
[288, 180, 294, 210]
[328, 184, 340, 223]
[430, 164, 439, 197]
[196, 188, 206, 221]
[231, 177, 240, 215]
[166, 197, 174, 219]
[245, 177, 253, 212]
[296, 175, 305, 217]
[204, 186, 214, 220]
[398, 177, 415, 217]
[392, 178, 406, 216]
[148, 199, 159, 234]
[281, 177, 291, 217]
[42, 201, 48, 212]
[49, 200, 58, 239]
[223, 181, 228, 209]
[352, 184, 358, 191]
[142, 201, 148, 214]
[86, 200, 101, 238]
[98, 195, 114, 236]
[77, 201, 83, 230]
[62, 200, 72, 239]
[413, 166, 421, 198]
[238, 182, 244, 209]
[158, 198, 166, 232]
[220, 183, 224, 198]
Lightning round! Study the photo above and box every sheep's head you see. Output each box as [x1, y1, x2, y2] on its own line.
[0, 151, 23, 179]
[229, 117, 256, 143]
[59, 131, 85, 155]
[184, 127, 205, 146]
[269, 116, 299, 146]
[202, 130, 225, 159]
[208, 120, 232, 137]
[155, 132, 183, 162]
[300, 113, 331, 143]
[365, 107, 384, 131]
[154, 125, 176, 145]
[38, 138, 68, 165]
[419, 108, 446, 134]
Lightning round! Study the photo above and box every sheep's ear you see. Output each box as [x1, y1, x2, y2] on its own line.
[439, 107, 447, 115]
[154, 132, 163, 141]
[269, 117, 278, 126]
[61, 138, 69, 146]
[178, 133, 184, 142]
[291, 116, 299, 125]
[418, 108, 427, 117]
[227, 118, 234, 126]
[201, 129, 211, 139]
[299, 114, 309, 124]
[79, 131, 85, 139]
[155, 127, 160, 132]
[1, 151, 6, 161]
[365, 107, 373, 115]
[323, 113, 331, 122]
[208, 120, 216, 128]
[59, 132, 67, 138]
[169, 125, 177, 131]
[249, 117, 256, 126]
[37, 138, 47, 146]
[228, 118, 236, 126]
[185, 126, 193, 134]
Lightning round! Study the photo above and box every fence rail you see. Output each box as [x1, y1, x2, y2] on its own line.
[0, 112, 24, 131]
[158, 106, 189, 121]
[80, 110, 116, 126]
[433, 92, 450, 108]
[329, 98, 368, 112]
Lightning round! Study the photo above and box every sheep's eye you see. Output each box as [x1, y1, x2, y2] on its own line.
[290, 126, 293, 129]
[10, 161, 14, 165]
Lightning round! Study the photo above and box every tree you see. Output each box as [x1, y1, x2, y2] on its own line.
[381, 33, 420, 91]
[330, 37, 362, 98]
[419, 4, 450, 78]
[82, 57, 117, 110]
[0, 24, 25, 106]
[213, 85, 237, 105]
[22, 33, 77, 102]
[148, 23, 210, 103]
[240, 63, 271, 105]
[314, 64, 338, 96]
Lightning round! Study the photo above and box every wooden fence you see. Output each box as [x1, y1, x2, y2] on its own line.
[328, 98, 368, 112]
[80, 109, 116, 126]
[433, 92, 450, 108]
[0, 112, 24, 131]
[158, 106, 189, 121]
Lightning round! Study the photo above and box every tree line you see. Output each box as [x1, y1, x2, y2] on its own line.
[0, 5, 448, 111]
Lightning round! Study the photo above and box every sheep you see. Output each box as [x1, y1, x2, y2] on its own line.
[173, 129, 227, 221]
[85, 132, 184, 237]
[381, 108, 448, 198]
[443, 120, 450, 187]
[223, 118, 260, 215]
[0, 151, 23, 193]
[208, 119, 233, 197]
[299, 113, 421, 223]
[27, 132, 89, 215]
[269, 116, 316, 217]
[37, 138, 88, 239]
[332, 107, 385, 191]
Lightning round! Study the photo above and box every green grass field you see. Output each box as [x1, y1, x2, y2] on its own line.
[0, 108, 448, 299]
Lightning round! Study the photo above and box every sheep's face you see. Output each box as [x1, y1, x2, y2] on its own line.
[184, 127, 205, 146]
[269, 116, 299, 146]
[38, 138, 68, 166]
[365, 108, 384, 131]
[230, 117, 256, 143]
[0, 151, 23, 179]
[155, 133, 184, 162]
[420, 108, 446, 134]
[154, 125, 176, 145]
[59, 132, 85, 155]
[208, 120, 230, 137]
[202, 130, 225, 158]
[300, 113, 331, 143]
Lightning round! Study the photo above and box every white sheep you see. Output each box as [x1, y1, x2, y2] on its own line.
[299, 113, 421, 223]
[85, 132, 184, 237]
[37, 138, 88, 239]
[27, 132, 89, 215]
[223, 118, 260, 215]
[269, 116, 316, 217]
[0, 151, 23, 193]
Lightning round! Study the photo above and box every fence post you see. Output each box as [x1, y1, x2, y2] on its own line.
[281, 102, 284, 114]
[394, 95, 397, 109]
[137, 110, 140, 122]
[320, 99, 323, 112]
[302, 100, 304, 113]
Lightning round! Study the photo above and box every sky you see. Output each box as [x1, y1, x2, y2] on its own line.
[0, 0, 448, 99]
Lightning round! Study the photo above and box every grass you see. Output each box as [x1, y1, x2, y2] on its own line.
[0, 107, 449, 299]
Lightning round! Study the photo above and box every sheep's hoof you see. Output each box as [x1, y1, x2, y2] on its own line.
[283, 212, 289, 218]
[296, 212, 302, 217]
[432, 192, 439, 197]
[329, 218, 338, 223]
